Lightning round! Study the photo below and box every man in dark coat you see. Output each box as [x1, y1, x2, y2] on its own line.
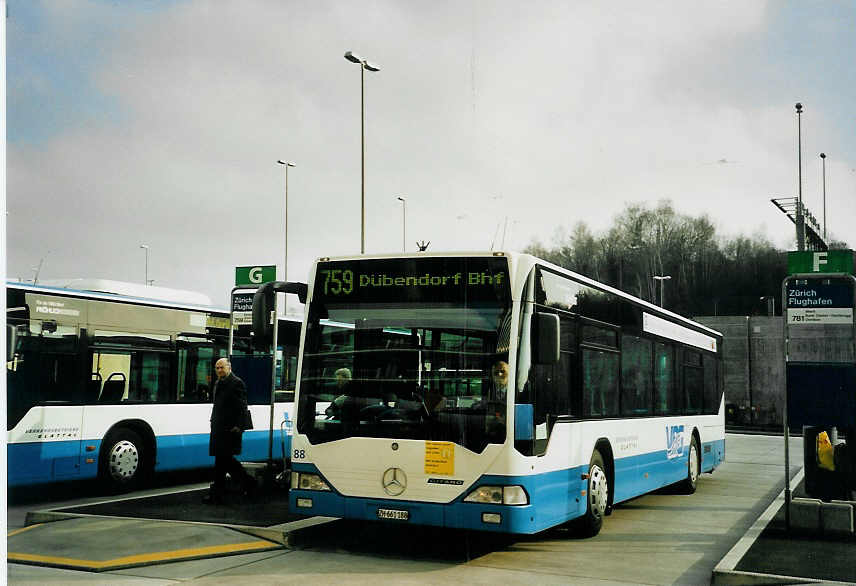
[204, 358, 255, 503]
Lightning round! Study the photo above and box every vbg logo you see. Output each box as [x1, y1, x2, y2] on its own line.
[666, 425, 684, 459]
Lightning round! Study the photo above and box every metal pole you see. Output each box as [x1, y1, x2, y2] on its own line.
[140, 245, 149, 285]
[782, 279, 791, 530]
[820, 153, 827, 241]
[796, 103, 804, 251]
[277, 159, 295, 312]
[397, 196, 406, 252]
[345, 51, 379, 254]
[360, 64, 365, 254]
[747, 316, 754, 427]
[268, 297, 278, 466]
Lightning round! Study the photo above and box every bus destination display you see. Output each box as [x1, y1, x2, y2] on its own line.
[314, 258, 510, 305]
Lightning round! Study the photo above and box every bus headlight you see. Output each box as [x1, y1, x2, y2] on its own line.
[463, 485, 528, 505]
[291, 471, 331, 491]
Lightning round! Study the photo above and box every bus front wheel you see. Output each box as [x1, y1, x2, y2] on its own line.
[578, 449, 608, 537]
[99, 428, 148, 493]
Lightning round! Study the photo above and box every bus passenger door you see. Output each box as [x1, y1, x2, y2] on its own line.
[7, 319, 87, 482]
[529, 313, 575, 456]
[175, 336, 218, 465]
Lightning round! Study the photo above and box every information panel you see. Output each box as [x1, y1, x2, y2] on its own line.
[424, 441, 455, 475]
[231, 292, 254, 325]
[786, 278, 855, 325]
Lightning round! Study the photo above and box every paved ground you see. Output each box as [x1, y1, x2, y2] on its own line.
[52, 486, 304, 527]
[10, 433, 851, 585]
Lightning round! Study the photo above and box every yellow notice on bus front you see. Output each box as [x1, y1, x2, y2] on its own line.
[424, 442, 454, 475]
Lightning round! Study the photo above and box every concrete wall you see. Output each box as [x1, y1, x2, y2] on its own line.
[695, 316, 785, 428]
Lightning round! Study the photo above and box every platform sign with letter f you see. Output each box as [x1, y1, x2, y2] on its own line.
[787, 250, 855, 275]
[235, 265, 276, 286]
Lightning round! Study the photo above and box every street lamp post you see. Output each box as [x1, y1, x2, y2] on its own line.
[760, 295, 775, 316]
[820, 152, 827, 241]
[344, 50, 380, 254]
[653, 275, 671, 308]
[396, 196, 406, 252]
[140, 244, 149, 286]
[276, 160, 296, 285]
[795, 103, 805, 251]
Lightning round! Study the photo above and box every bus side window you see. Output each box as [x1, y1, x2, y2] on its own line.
[134, 352, 173, 403]
[582, 348, 619, 417]
[654, 342, 677, 415]
[683, 349, 703, 415]
[703, 354, 719, 414]
[620, 335, 653, 416]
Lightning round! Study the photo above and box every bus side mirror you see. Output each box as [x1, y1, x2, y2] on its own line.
[532, 313, 560, 364]
[252, 285, 275, 350]
[252, 281, 309, 350]
[7, 325, 18, 361]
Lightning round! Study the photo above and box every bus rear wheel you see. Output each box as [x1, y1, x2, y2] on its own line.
[99, 428, 148, 493]
[679, 435, 700, 495]
[578, 449, 608, 537]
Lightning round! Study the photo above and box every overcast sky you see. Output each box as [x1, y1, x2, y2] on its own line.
[6, 0, 856, 307]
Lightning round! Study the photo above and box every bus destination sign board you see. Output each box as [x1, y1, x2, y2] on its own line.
[786, 277, 855, 325]
[313, 257, 510, 305]
[231, 293, 254, 326]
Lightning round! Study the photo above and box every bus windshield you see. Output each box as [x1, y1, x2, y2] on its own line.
[297, 257, 512, 453]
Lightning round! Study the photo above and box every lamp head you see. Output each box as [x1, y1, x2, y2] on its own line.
[344, 51, 362, 64]
[820, 153, 826, 159]
[795, 102, 803, 113]
[364, 61, 381, 72]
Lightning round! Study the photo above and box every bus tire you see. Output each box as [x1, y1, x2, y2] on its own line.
[679, 435, 700, 495]
[579, 449, 608, 537]
[99, 428, 147, 493]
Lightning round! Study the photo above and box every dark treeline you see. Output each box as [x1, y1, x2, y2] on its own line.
[523, 200, 849, 317]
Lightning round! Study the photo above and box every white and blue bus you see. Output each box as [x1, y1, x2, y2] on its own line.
[277, 252, 724, 535]
[7, 279, 299, 491]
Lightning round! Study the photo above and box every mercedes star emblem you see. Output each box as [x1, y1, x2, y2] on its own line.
[382, 467, 407, 496]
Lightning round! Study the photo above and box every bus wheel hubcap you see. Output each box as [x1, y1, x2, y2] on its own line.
[690, 445, 699, 483]
[590, 465, 608, 517]
[109, 440, 139, 480]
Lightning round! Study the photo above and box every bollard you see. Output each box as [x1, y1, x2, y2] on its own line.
[790, 498, 822, 532]
[823, 501, 855, 537]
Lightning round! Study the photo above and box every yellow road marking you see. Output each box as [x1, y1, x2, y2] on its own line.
[9, 539, 279, 569]
[7, 524, 42, 537]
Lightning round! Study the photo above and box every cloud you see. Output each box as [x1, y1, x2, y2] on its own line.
[7, 0, 855, 305]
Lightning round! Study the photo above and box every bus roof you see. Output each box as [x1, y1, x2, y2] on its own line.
[8, 279, 304, 324]
[8, 279, 220, 312]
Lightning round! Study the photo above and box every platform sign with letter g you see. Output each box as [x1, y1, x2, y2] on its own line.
[235, 265, 277, 286]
